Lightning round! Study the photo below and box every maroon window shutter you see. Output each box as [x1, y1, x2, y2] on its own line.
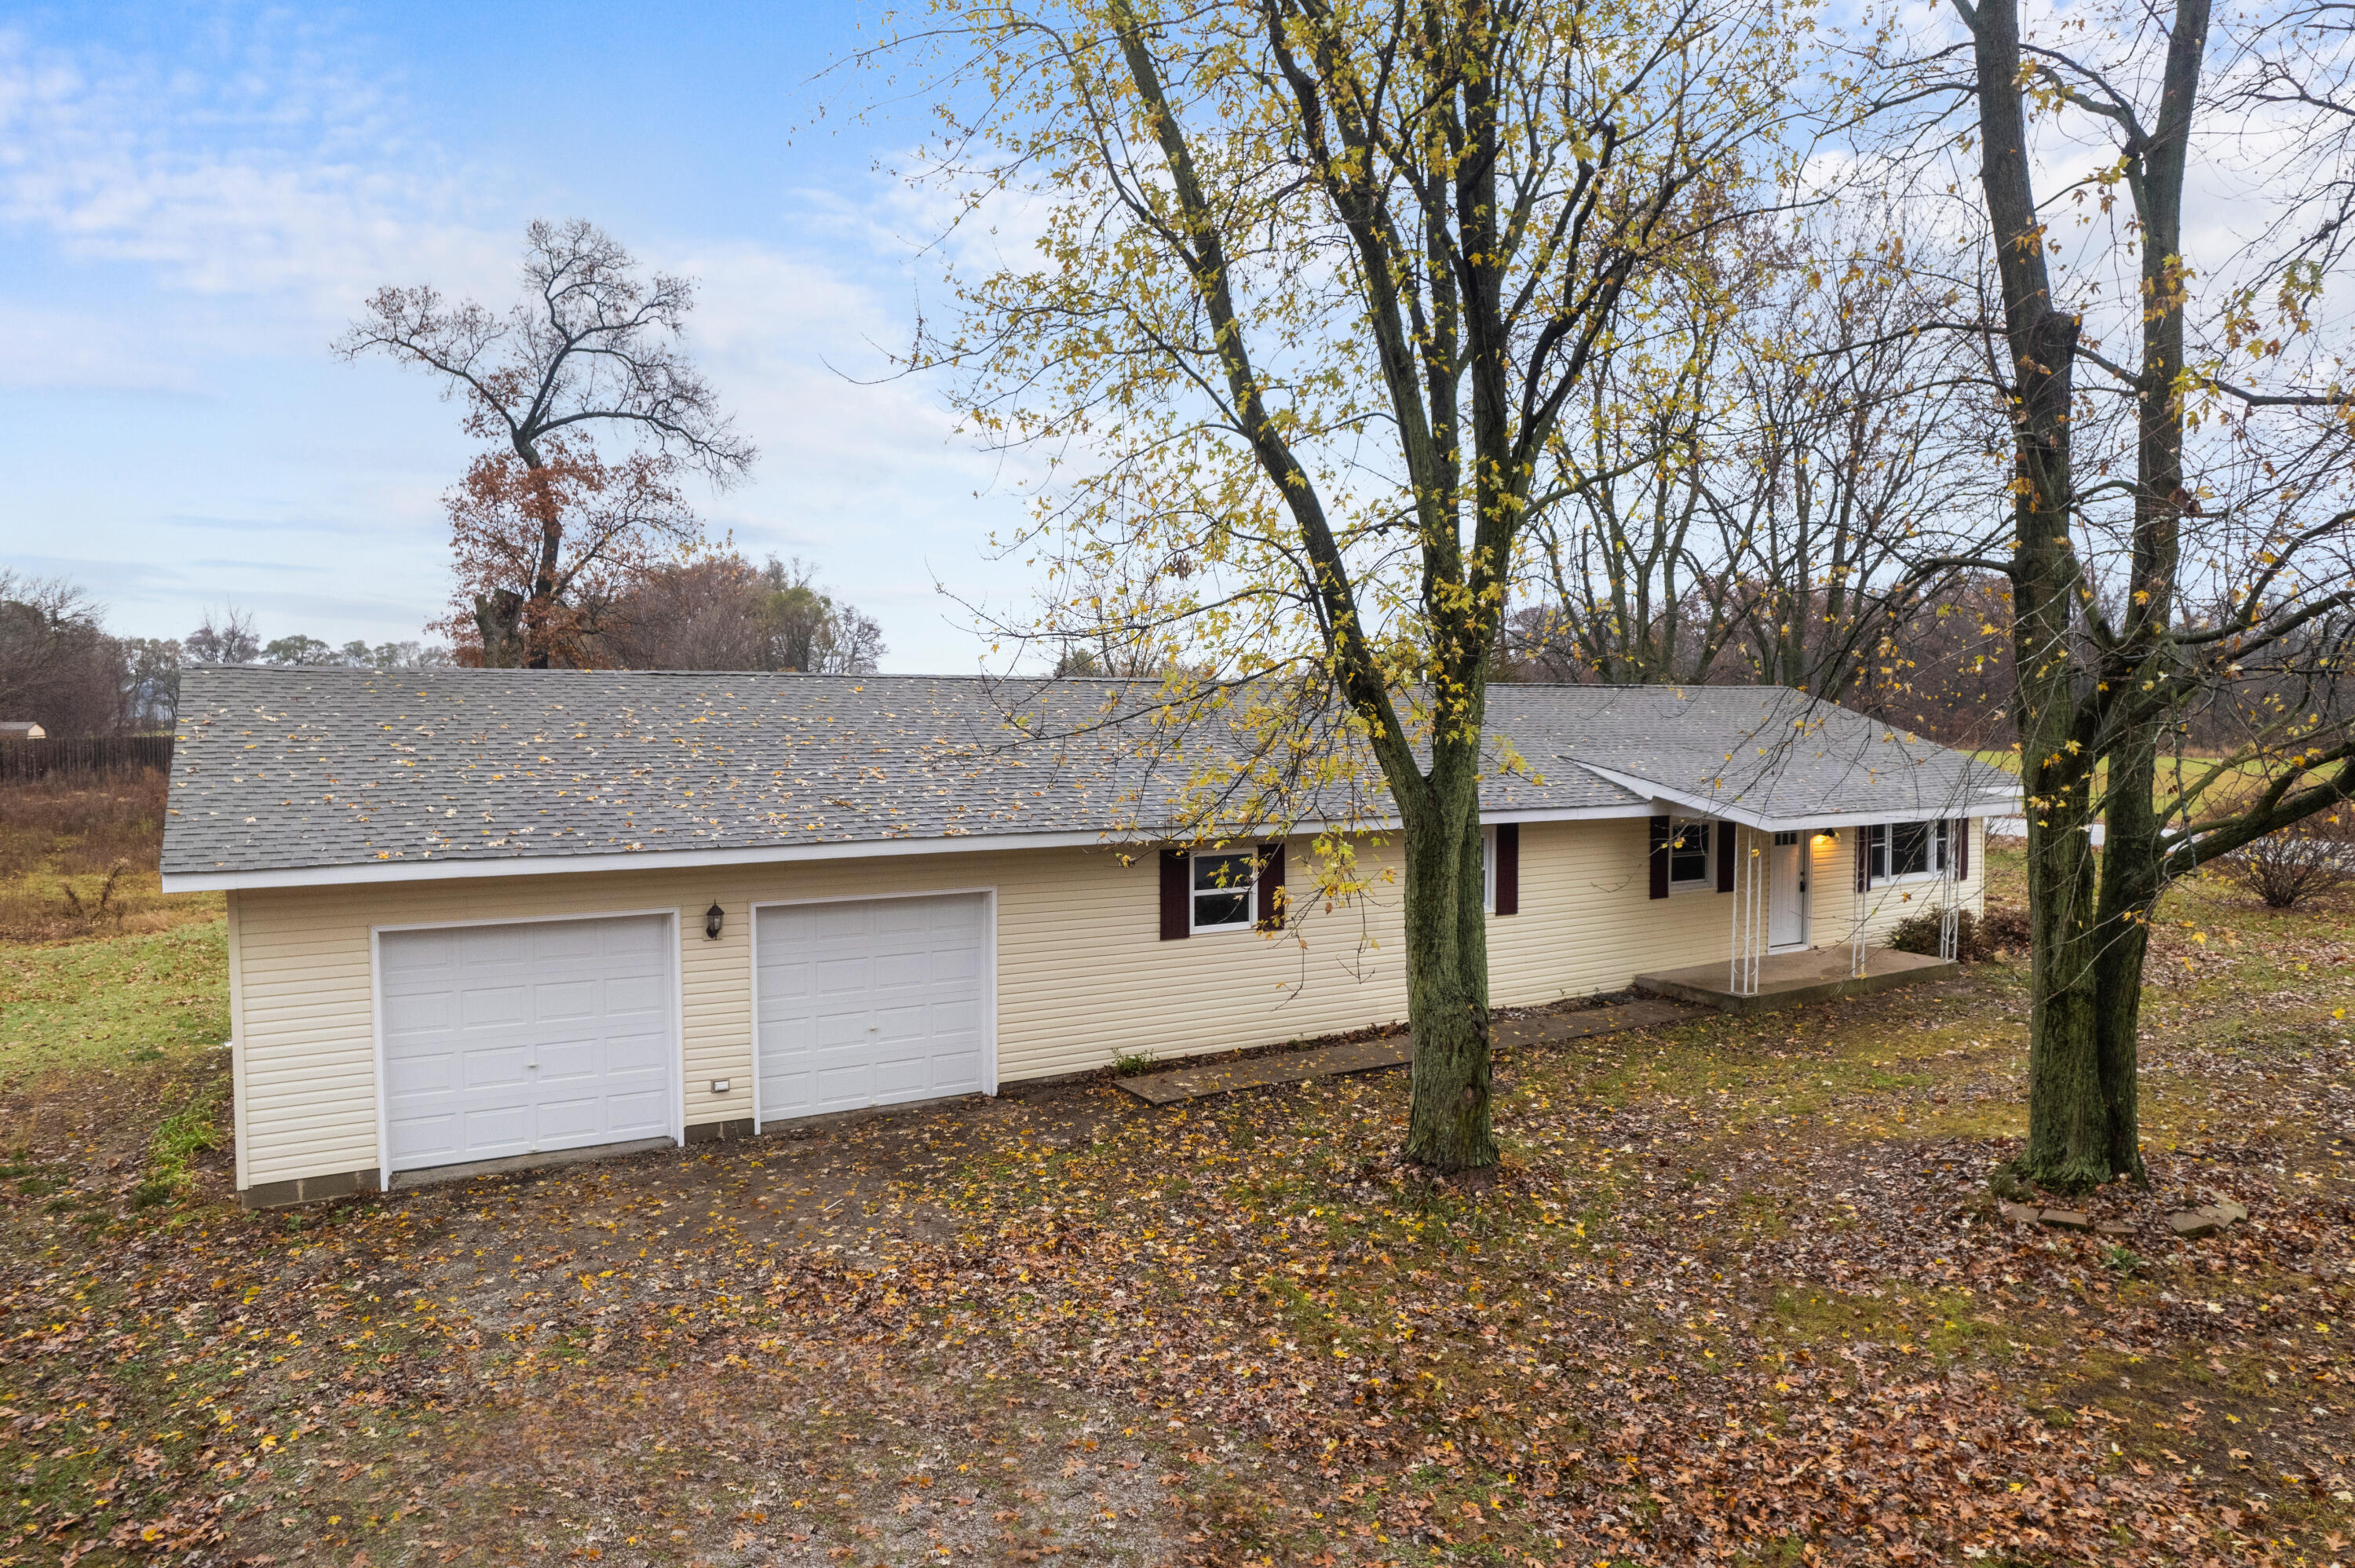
[1854, 826, 1871, 892]
[1954, 817, 1970, 879]
[1716, 821, 1736, 893]
[1159, 848, 1190, 940]
[1256, 840, 1286, 929]
[1648, 815, 1670, 899]
[1495, 823, 1520, 916]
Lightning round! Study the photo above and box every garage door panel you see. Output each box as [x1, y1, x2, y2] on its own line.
[756, 894, 989, 1126]
[379, 914, 676, 1174]
[532, 1093, 608, 1141]
[384, 1048, 457, 1097]
[603, 972, 668, 1014]
[534, 978, 603, 1022]
[597, 1088, 671, 1138]
[382, 929, 460, 976]
[872, 951, 929, 990]
[460, 1103, 531, 1152]
[466, 927, 533, 966]
[531, 923, 603, 962]
[459, 983, 533, 1030]
[535, 1037, 602, 1085]
[382, 990, 458, 1033]
[604, 1029, 671, 1075]
[814, 955, 873, 995]
[933, 1005, 984, 1035]
[462, 1044, 533, 1092]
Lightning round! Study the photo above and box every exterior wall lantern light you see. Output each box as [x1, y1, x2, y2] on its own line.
[705, 901, 725, 940]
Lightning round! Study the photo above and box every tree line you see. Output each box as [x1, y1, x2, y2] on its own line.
[0, 550, 881, 738]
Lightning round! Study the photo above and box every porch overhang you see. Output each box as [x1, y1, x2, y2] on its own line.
[1564, 762, 2022, 833]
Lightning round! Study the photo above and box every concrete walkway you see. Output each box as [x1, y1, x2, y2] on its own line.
[1115, 996, 1696, 1106]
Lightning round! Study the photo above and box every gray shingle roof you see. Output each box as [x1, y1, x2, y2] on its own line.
[1492, 684, 2021, 825]
[160, 669, 2014, 882]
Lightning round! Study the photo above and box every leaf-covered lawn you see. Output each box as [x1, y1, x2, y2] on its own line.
[4, 857, 2354, 1566]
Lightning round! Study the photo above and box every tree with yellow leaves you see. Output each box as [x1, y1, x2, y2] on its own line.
[873, 0, 1809, 1169]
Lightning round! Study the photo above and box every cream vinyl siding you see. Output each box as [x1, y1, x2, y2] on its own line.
[231, 842, 1414, 1189]
[1488, 819, 1752, 1002]
[1809, 820, 1987, 949]
[225, 815, 1990, 1191]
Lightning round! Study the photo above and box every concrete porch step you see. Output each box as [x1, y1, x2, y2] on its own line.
[1633, 947, 1958, 1017]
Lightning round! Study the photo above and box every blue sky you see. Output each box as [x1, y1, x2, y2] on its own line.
[1, 2, 1036, 669]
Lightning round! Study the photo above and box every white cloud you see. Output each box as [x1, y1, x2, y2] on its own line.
[0, 17, 1037, 669]
[0, 21, 513, 344]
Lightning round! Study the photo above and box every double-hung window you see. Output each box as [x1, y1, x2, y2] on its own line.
[1190, 848, 1258, 932]
[1868, 820, 1950, 881]
[1667, 819, 1714, 888]
[1482, 826, 1498, 913]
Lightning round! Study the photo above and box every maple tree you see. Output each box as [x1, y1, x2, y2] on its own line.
[1868, 0, 2355, 1191]
[337, 221, 755, 668]
[883, 0, 1807, 1171]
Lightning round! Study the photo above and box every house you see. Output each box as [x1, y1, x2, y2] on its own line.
[159, 669, 2020, 1207]
[0, 721, 46, 740]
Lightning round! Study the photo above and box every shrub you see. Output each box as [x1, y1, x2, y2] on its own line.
[1887, 904, 2025, 963]
[2221, 811, 2355, 909]
[1978, 900, 2030, 953]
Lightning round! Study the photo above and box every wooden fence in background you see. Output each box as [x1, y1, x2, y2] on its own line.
[0, 735, 174, 782]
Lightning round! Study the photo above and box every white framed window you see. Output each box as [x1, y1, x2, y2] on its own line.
[1189, 848, 1258, 932]
[1868, 820, 1950, 881]
[1482, 826, 1497, 913]
[1667, 819, 1714, 888]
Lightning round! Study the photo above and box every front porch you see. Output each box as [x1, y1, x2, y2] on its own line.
[1632, 945, 1957, 1017]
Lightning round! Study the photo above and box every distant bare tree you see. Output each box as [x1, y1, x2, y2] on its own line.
[337, 221, 757, 666]
[184, 607, 259, 665]
[0, 573, 131, 735]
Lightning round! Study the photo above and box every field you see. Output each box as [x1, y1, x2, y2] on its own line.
[1970, 747, 2286, 818]
[2, 838, 2353, 1566]
[0, 771, 221, 944]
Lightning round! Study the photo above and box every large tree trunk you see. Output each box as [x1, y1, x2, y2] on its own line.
[1400, 761, 1497, 1172]
[2079, 0, 2207, 1191]
[473, 589, 526, 669]
[2087, 731, 2158, 1185]
[1959, 0, 2123, 1192]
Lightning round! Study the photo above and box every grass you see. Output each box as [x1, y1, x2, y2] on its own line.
[2, 844, 2352, 1566]
[0, 916, 229, 1084]
[1970, 746, 2284, 820]
[0, 768, 222, 942]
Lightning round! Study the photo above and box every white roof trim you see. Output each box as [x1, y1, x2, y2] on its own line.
[163, 800, 1656, 892]
[1567, 761, 2022, 833]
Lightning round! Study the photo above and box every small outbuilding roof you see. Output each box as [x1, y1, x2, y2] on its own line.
[159, 668, 2017, 889]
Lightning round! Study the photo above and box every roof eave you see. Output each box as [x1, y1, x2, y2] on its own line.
[162, 800, 1659, 892]
[1568, 762, 2023, 832]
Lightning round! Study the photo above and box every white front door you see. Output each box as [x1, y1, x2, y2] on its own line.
[1769, 831, 1808, 950]
[378, 914, 677, 1173]
[754, 893, 991, 1127]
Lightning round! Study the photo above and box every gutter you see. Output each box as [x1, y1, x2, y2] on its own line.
[161, 801, 1657, 893]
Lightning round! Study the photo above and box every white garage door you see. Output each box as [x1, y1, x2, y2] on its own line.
[754, 894, 990, 1126]
[378, 914, 676, 1173]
